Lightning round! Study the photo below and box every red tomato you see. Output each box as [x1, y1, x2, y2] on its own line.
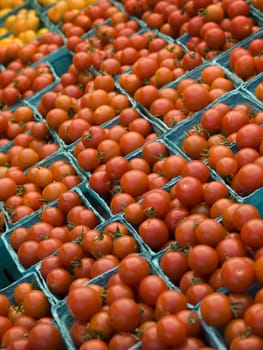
[244, 303, 263, 336]
[182, 83, 210, 112]
[241, 219, 263, 250]
[118, 254, 150, 287]
[67, 286, 102, 321]
[108, 298, 141, 332]
[155, 290, 187, 320]
[141, 189, 171, 218]
[27, 323, 64, 350]
[138, 275, 168, 307]
[157, 314, 187, 346]
[172, 176, 203, 208]
[200, 292, 233, 327]
[138, 217, 170, 251]
[187, 244, 219, 275]
[221, 257, 255, 293]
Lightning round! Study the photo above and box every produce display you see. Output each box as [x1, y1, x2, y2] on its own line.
[0, 0, 263, 349]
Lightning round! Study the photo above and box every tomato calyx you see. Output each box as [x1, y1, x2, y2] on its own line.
[68, 221, 77, 231]
[110, 227, 126, 241]
[170, 241, 186, 253]
[82, 132, 94, 141]
[69, 256, 84, 269]
[111, 184, 123, 196]
[199, 147, 210, 160]
[182, 244, 196, 258]
[12, 303, 24, 314]
[173, 58, 182, 67]
[97, 151, 103, 162]
[197, 8, 208, 17]
[38, 198, 50, 204]
[221, 174, 234, 186]
[85, 324, 105, 341]
[70, 257, 83, 269]
[186, 124, 209, 138]
[240, 326, 253, 339]
[134, 327, 144, 339]
[144, 206, 157, 218]
[189, 51, 199, 60]
[142, 78, 150, 86]
[231, 301, 245, 318]
[6, 208, 18, 224]
[100, 289, 107, 304]
[92, 231, 105, 242]
[187, 312, 199, 325]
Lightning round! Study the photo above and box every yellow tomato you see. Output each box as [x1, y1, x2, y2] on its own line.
[37, 27, 49, 36]
[4, 14, 16, 31]
[0, 27, 7, 36]
[18, 29, 37, 43]
[47, 2, 68, 24]
[10, 19, 29, 36]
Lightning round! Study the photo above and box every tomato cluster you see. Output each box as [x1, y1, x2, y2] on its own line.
[122, 0, 261, 59]
[0, 154, 83, 225]
[154, 197, 263, 349]
[1, 0, 263, 349]
[199, 277, 263, 348]
[63, 253, 214, 349]
[120, 63, 236, 128]
[0, 31, 64, 67]
[171, 93, 263, 196]
[7, 188, 101, 269]
[39, 218, 143, 299]
[215, 33, 263, 82]
[0, 103, 58, 150]
[183, 0, 260, 58]
[0, 62, 56, 108]
[0, 272, 65, 350]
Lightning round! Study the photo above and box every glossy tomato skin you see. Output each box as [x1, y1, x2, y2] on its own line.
[172, 176, 203, 208]
[138, 217, 169, 251]
[156, 314, 187, 346]
[27, 323, 65, 350]
[141, 189, 171, 218]
[138, 275, 168, 307]
[229, 334, 263, 350]
[118, 254, 150, 287]
[240, 219, 263, 250]
[220, 257, 255, 293]
[141, 323, 169, 350]
[200, 292, 233, 327]
[244, 303, 263, 336]
[160, 248, 189, 285]
[67, 286, 102, 321]
[108, 297, 141, 332]
[187, 244, 219, 275]
[154, 290, 187, 321]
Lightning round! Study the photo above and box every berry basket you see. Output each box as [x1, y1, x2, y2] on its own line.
[51, 252, 173, 350]
[215, 27, 263, 83]
[118, 61, 242, 132]
[37, 213, 150, 305]
[1, 150, 87, 230]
